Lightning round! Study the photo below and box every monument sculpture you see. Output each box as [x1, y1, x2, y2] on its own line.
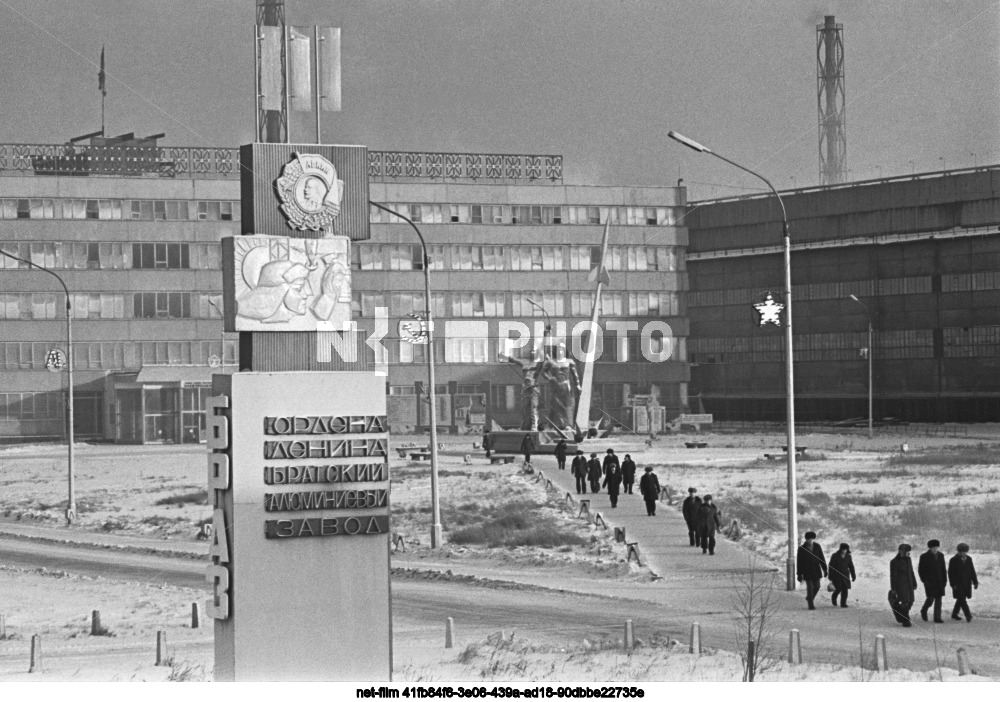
[540, 342, 581, 431]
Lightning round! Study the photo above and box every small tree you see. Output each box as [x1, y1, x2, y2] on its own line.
[730, 553, 780, 682]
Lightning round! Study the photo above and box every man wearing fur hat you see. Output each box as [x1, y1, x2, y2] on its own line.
[948, 543, 979, 622]
[796, 531, 828, 610]
[682, 488, 700, 547]
[918, 538, 947, 623]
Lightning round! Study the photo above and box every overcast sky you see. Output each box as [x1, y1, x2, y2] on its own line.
[1, 0, 997, 198]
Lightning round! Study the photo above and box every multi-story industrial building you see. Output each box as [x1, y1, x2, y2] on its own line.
[686, 167, 1000, 423]
[0, 139, 690, 442]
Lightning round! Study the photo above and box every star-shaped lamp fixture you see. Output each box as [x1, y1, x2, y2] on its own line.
[753, 292, 785, 327]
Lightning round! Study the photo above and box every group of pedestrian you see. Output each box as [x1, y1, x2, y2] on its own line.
[568, 448, 659, 515]
[795, 532, 980, 625]
[681, 487, 722, 555]
[889, 540, 979, 627]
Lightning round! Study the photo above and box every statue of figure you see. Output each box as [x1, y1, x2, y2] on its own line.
[540, 343, 581, 431]
[505, 353, 542, 431]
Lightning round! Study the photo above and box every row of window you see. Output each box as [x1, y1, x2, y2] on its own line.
[393, 335, 683, 365]
[353, 290, 682, 318]
[0, 392, 63, 420]
[0, 341, 235, 371]
[370, 203, 679, 227]
[0, 293, 223, 320]
[1, 242, 221, 271]
[689, 327, 1000, 363]
[0, 198, 239, 221]
[689, 276, 932, 307]
[354, 244, 684, 272]
[1, 288, 681, 321]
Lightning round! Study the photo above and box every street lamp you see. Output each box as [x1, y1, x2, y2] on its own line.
[668, 130, 799, 591]
[848, 294, 874, 440]
[526, 297, 553, 343]
[369, 201, 443, 548]
[0, 249, 75, 524]
[206, 298, 226, 366]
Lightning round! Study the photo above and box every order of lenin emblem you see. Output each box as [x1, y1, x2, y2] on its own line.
[275, 152, 345, 233]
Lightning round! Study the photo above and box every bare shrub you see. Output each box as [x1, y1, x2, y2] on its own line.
[730, 554, 781, 682]
[886, 447, 997, 467]
[154, 491, 208, 507]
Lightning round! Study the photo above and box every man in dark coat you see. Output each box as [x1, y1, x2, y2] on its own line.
[828, 542, 856, 608]
[796, 531, 828, 610]
[586, 453, 602, 493]
[682, 487, 699, 547]
[620, 454, 636, 494]
[638, 466, 661, 516]
[482, 430, 493, 459]
[554, 439, 568, 470]
[602, 457, 623, 508]
[602, 449, 619, 477]
[696, 494, 721, 555]
[948, 542, 979, 622]
[918, 538, 947, 623]
[520, 433, 535, 466]
[890, 543, 918, 627]
[571, 450, 588, 494]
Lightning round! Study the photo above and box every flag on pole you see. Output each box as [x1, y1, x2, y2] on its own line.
[319, 27, 342, 112]
[98, 46, 106, 96]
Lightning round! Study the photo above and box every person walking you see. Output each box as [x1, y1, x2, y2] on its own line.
[602, 449, 620, 478]
[889, 543, 918, 627]
[482, 430, 493, 460]
[571, 450, 588, 494]
[520, 433, 534, 467]
[696, 494, 721, 555]
[948, 543, 979, 622]
[682, 487, 699, 547]
[796, 531, 828, 610]
[587, 453, 602, 494]
[638, 466, 661, 516]
[602, 457, 622, 508]
[828, 542, 856, 608]
[621, 454, 636, 494]
[554, 439, 568, 471]
[918, 539, 947, 623]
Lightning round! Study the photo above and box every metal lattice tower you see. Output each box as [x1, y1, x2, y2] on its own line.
[817, 15, 847, 185]
[257, 0, 286, 143]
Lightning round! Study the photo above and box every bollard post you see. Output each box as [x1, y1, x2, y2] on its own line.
[155, 630, 168, 666]
[957, 647, 970, 676]
[191, 602, 200, 629]
[445, 617, 455, 649]
[788, 629, 802, 664]
[28, 634, 41, 673]
[624, 619, 634, 653]
[689, 622, 701, 655]
[90, 610, 103, 636]
[874, 634, 888, 672]
[747, 640, 756, 681]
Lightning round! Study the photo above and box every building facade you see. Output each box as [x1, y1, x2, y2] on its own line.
[686, 167, 1000, 423]
[0, 141, 689, 442]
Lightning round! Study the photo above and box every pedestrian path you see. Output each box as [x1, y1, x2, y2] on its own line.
[530, 455, 1000, 677]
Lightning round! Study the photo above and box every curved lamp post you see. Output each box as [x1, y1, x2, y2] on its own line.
[0, 249, 75, 524]
[369, 201, 442, 548]
[526, 297, 553, 341]
[848, 294, 874, 440]
[668, 130, 799, 590]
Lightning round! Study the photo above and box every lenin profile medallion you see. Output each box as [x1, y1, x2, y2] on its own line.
[276, 152, 346, 233]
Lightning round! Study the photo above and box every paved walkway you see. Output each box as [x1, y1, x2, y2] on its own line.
[531, 457, 1000, 677]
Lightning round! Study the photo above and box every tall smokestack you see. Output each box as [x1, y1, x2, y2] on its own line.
[817, 15, 847, 185]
